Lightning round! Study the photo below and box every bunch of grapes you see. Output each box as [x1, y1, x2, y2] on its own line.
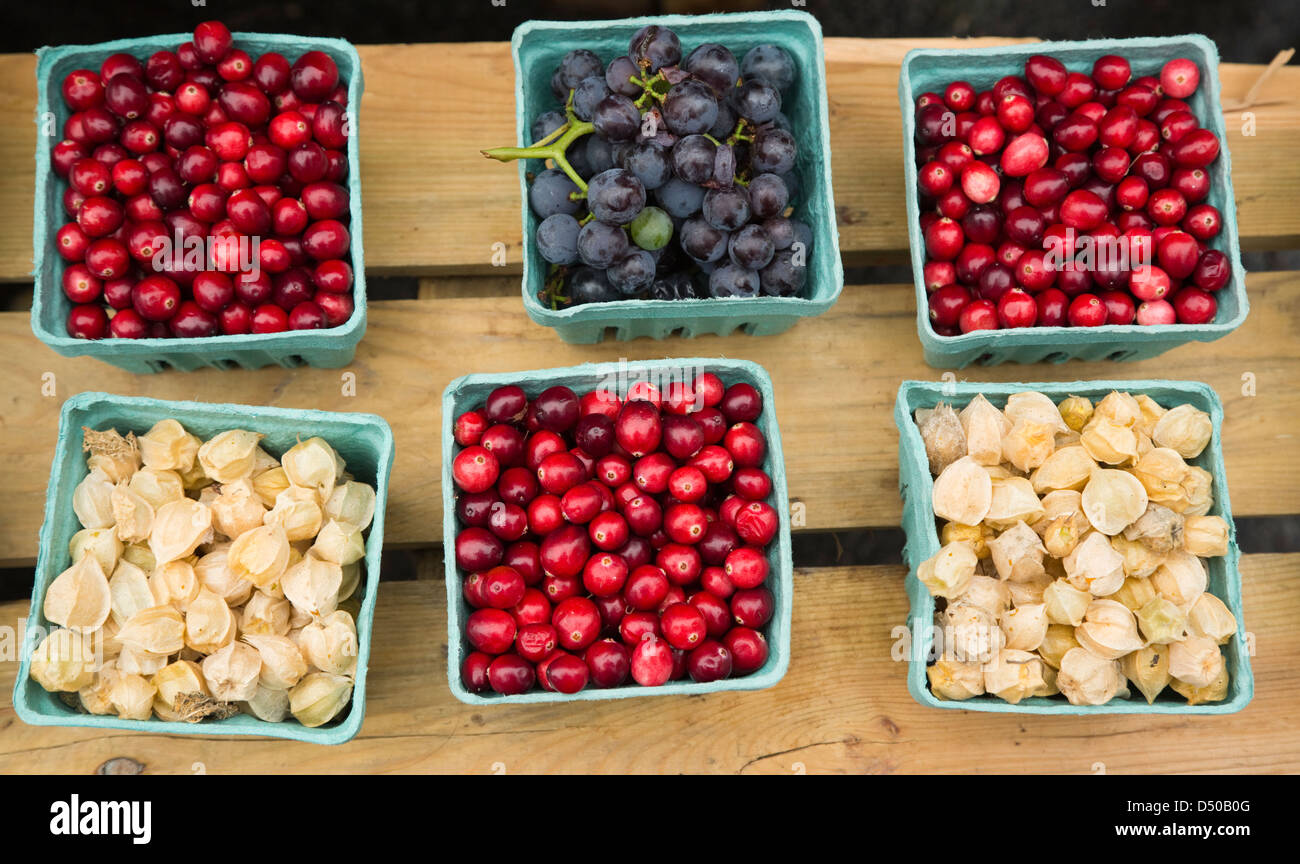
[485, 25, 812, 307]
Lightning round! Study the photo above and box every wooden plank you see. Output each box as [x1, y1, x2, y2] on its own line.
[0, 272, 1297, 564]
[1, 41, 1298, 281]
[0, 554, 1294, 774]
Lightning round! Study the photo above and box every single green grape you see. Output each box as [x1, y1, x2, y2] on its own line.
[629, 206, 673, 251]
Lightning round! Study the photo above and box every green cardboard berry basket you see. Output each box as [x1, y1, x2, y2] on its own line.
[442, 358, 792, 703]
[31, 32, 366, 373]
[13, 393, 394, 744]
[899, 35, 1249, 368]
[894, 379, 1252, 714]
[512, 11, 843, 343]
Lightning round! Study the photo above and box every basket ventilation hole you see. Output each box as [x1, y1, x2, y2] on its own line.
[974, 353, 996, 366]
[1041, 352, 1068, 364]
[1106, 350, 1137, 362]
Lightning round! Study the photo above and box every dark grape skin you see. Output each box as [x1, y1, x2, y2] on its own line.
[622, 141, 672, 190]
[655, 178, 706, 218]
[708, 99, 738, 139]
[751, 127, 798, 174]
[568, 266, 621, 304]
[531, 110, 566, 144]
[649, 271, 698, 300]
[779, 169, 801, 204]
[747, 173, 789, 220]
[528, 168, 581, 218]
[733, 79, 781, 124]
[537, 213, 581, 265]
[607, 248, 656, 295]
[702, 187, 751, 232]
[550, 68, 568, 102]
[760, 248, 807, 297]
[587, 168, 646, 225]
[629, 25, 681, 73]
[581, 135, 616, 175]
[709, 263, 760, 298]
[662, 79, 719, 136]
[683, 43, 740, 96]
[671, 135, 715, 185]
[679, 216, 729, 263]
[790, 220, 814, 256]
[592, 94, 641, 142]
[576, 220, 629, 268]
[572, 76, 611, 122]
[741, 44, 796, 95]
[728, 224, 775, 271]
[605, 55, 642, 97]
[712, 143, 736, 187]
[558, 49, 604, 90]
[763, 216, 795, 250]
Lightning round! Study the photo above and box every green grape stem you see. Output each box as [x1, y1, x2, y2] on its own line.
[481, 117, 595, 192]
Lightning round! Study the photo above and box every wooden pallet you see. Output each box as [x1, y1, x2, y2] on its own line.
[0, 39, 1297, 774]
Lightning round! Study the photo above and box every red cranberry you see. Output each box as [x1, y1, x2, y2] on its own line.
[1000, 132, 1048, 176]
[958, 298, 997, 332]
[486, 655, 533, 695]
[1193, 249, 1230, 291]
[1100, 290, 1137, 324]
[630, 637, 673, 686]
[997, 288, 1037, 328]
[168, 301, 218, 338]
[615, 400, 662, 456]
[1137, 299, 1177, 325]
[1035, 287, 1069, 326]
[291, 51, 340, 101]
[461, 652, 492, 692]
[1067, 293, 1107, 326]
[624, 565, 670, 611]
[552, 596, 601, 651]
[584, 639, 630, 688]
[1172, 286, 1217, 324]
[723, 627, 769, 674]
[131, 274, 179, 321]
[1157, 231, 1200, 279]
[960, 161, 1000, 204]
[65, 304, 108, 339]
[219, 301, 253, 334]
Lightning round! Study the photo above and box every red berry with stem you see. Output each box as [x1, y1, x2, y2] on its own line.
[1161, 58, 1200, 99]
[66, 304, 108, 339]
[630, 637, 673, 686]
[723, 627, 769, 674]
[1137, 299, 1177, 325]
[1067, 293, 1107, 327]
[997, 288, 1038, 328]
[958, 298, 998, 332]
[1172, 286, 1217, 324]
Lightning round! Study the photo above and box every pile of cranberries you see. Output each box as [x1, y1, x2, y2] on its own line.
[451, 374, 780, 696]
[52, 20, 355, 341]
[915, 53, 1230, 333]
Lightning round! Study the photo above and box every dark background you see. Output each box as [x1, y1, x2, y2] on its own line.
[1, 0, 1295, 586]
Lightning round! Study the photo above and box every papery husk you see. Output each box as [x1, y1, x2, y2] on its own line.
[243, 633, 308, 690]
[1112, 575, 1159, 612]
[116, 604, 185, 655]
[44, 554, 111, 631]
[289, 672, 353, 727]
[325, 481, 377, 532]
[1186, 593, 1237, 645]
[150, 559, 201, 612]
[151, 660, 209, 721]
[1005, 391, 1069, 434]
[987, 521, 1046, 583]
[1110, 535, 1167, 580]
[1168, 635, 1225, 688]
[282, 553, 343, 620]
[1182, 515, 1229, 557]
[116, 644, 169, 677]
[1038, 624, 1081, 670]
[1007, 570, 1052, 606]
[198, 430, 265, 484]
[108, 560, 155, 627]
[1042, 512, 1090, 559]
[29, 628, 97, 692]
[73, 469, 116, 530]
[82, 427, 140, 483]
[927, 658, 985, 700]
[1173, 467, 1214, 517]
[201, 641, 262, 702]
[1135, 596, 1188, 645]
[78, 662, 119, 715]
[1132, 448, 1189, 504]
[1133, 394, 1168, 437]
[1121, 645, 1172, 704]
[108, 671, 156, 720]
[1076, 598, 1146, 660]
[1153, 404, 1213, 459]
[931, 456, 993, 526]
[127, 467, 186, 512]
[1057, 646, 1130, 706]
[337, 561, 361, 603]
[959, 574, 1010, 616]
[1001, 604, 1048, 651]
[242, 684, 291, 722]
[299, 610, 358, 676]
[1058, 396, 1093, 432]
[985, 477, 1044, 530]
[149, 499, 213, 565]
[916, 542, 977, 599]
[1151, 550, 1208, 609]
[983, 464, 1012, 481]
[121, 542, 155, 573]
[311, 519, 366, 566]
[1093, 391, 1143, 428]
[1123, 503, 1184, 554]
[69, 527, 122, 576]
[252, 466, 291, 509]
[109, 481, 154, 544]
[241, 591, 291, 636]
[282, 437, 345, 502]
[192, 544, 253, 607]
[1003, 419, 1057, 473]
[1033, 664, 1060, 697]
[940, 602, 1005, 664]
[1081, 468, 1148, 535]
[940, 522, 993, 559]
[138, 420, 199, 472]
[1043, 579, 1092, 627]
[228, 524, 291, 590]
[917, 403, 967, 476]
[264, 486, 324, 543]
[210, 479, 267, 540]
[184, 588, 236, 655]
[1170, 663, 1229, 705]
[982, 648, 1047, 704]
[958, 395, 1011, 466]
[96, 616, 121, 660]
[1030, 446, 1096, 494]
[1064, 531, 1126, 597]
[1081, 420, 1140, 466]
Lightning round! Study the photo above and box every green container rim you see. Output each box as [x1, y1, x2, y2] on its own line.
[511, 11, 844, 337]
[31, 32, 367, 371]
[12, 392, 395, 744]
[894, 378, 1253, 714]
[441, 357, 793, 704]
[898, 35, 1250, 366]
